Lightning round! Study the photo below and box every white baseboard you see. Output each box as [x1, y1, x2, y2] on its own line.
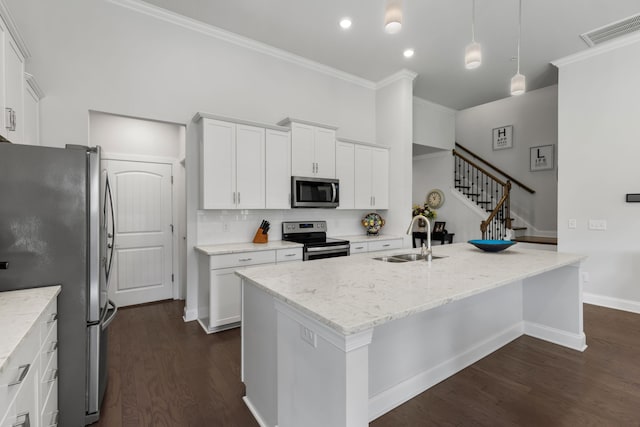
[243, 396, 275, 427]
[368, 322, 524, 422]
[183, 306, 198, 322]
[583, 292, 640, 314]
[524, 321, 587, 351]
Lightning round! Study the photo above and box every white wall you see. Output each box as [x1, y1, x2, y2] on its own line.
[455, 85, 558, 234]
[556, 37, 640, 312]
[413, 97, 455, 151]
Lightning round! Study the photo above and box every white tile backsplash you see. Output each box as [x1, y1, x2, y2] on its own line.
[196, 209, 385, 245]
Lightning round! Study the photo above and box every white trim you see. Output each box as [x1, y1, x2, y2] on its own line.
[337, 137, 389, 150]
[276, 117, 338, 130]
[183, 306, 198, 322]
[0, 0, 31, 59]
[583, 292, 640, 315]
[368, 322, 523, 422]
[552, 32, 640, 67]
[375, 69, 418, 89]
[274, 299, 373, 352]
[194, 112, 290, 132]
[102, 151, 176, 164]
[24, 73, 45, 100]
[411, 149, 451, 161]
[242, 397, 273, 427]
[106, 0, 376, 90]
[413, 96, 457, 113]
[523, 321, 587, 351]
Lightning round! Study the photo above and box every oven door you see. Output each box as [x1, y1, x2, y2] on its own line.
[292, 176, 339, 208]
[304, 244, 350, 261]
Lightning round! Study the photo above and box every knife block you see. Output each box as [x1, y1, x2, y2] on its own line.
[252, 228, 268, 244]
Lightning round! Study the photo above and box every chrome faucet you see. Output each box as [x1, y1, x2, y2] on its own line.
[406, 214, 432, 261]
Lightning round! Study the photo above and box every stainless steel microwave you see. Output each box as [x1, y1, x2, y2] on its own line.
[291, 176, 339, 208]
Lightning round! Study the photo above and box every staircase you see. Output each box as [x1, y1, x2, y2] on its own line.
[453, 143, 555, 245]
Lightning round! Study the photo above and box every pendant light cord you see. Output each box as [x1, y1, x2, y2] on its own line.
[471, 0, 476, 42]
[517, 0, 522, 74]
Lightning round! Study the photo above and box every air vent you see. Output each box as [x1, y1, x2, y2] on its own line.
[581, 14, 640, 47]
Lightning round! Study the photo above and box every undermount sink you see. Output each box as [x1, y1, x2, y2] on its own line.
[374, 253, 447, 263]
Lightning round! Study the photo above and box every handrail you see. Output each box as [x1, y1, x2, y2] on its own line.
[455, 142, 535, 194]
[452, 149, 507, 186]
[480, 181, 512, 238]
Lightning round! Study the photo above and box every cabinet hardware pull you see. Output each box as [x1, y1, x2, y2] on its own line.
[233, 192, 236, 204]
[238, 258, 252, 262]
[373, 196, 376, 206]
[47, 341, 58, 353]
[46, 369, 59, 383]
[47, 313, 58, 323]
[9, 364, 30, 386]
[355, 246, 364, 250]
[383, 244, 391, 247]
[285, 253, 296, 257]
[238, 192, 241, 204]
[13, 412, 30, 427]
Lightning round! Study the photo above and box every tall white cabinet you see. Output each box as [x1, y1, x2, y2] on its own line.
[336, 140, 355, 209]
[278, 118, 337, 179]
[265, 129, 291, 209]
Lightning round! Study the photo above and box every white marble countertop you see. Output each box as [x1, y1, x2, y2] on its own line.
[195, 240, 303, 256]
[334, 234, 405, 243]
[236, 243, 586, 336]
[0, 286, 61, 374]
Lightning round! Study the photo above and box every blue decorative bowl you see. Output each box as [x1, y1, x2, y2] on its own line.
[468, 239, 517, 252]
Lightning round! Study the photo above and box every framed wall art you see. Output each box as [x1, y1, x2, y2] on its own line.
[530, 144, 554, 171]
[492, 125, 513, 150]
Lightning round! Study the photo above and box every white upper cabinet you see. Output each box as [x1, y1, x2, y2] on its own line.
[335, 141, 355, 209]
[0, 12, 28, 144]
[354, 145, 389, 209]
[199, 118, 265, 209]
[265, 129, 291, 209]
[280, 118, 337, 179]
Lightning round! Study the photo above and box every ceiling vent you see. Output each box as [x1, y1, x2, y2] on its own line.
[581, 13, 640, 47]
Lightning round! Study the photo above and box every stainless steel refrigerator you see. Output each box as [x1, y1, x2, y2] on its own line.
[0, 143, 116, 426]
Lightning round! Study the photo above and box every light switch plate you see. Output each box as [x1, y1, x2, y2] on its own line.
[588, 219, 607, 231]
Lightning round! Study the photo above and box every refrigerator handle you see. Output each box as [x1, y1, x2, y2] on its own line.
[105, 174, 115, 285]
[101, 299, 118, 330]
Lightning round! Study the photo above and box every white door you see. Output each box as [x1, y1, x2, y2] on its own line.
[235, 124, 265, 209]
[336, 141, 355, 209]
[265, 129, 291, 209]
[314, 127, 336, 178]
[105, 159, 173, 307]
[371, 148, 389, 209]
[201, 119, 236, 209]
[354, 145, 373, 209]
[290, 122, 315, 177]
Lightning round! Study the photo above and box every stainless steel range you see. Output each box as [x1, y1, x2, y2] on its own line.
[282, 221, 350, 260]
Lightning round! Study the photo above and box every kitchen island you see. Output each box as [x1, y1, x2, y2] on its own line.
[237, 243, 586, 427]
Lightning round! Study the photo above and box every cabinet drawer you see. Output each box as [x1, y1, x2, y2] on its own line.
[210, 250, 276, 269]
[0, 322, 39, 413]
[368, 239, 403, 252]
[40, 350, 58, 408]
[276, 248, 302, 263]
[40, 326, 58, 375]
[349, 243, 368, 254]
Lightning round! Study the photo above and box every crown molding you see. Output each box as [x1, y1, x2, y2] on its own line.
[24, 73, 45, 99]
[375, 69, 418, 90]
[107, 0, 376, 90]
[552, 32, 640, 68]
[0, 0, 31, 59]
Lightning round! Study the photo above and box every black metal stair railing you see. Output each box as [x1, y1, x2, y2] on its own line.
[453, 149, 512, 239]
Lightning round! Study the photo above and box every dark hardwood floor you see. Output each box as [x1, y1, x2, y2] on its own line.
[93, 302, 640, 427]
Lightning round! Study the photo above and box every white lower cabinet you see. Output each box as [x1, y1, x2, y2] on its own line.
[0, 295, 58, 427]
[349, 237, 404, 254]
[197, 246, 302, 333]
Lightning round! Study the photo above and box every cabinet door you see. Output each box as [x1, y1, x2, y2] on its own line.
[290, 123, 315, 177]
[0, 22, 6, 140]
[354, 145, 373, 209]
[335, 141, 354, 209]
[236, 125, 265, 209]
[371, 148, 389, 209]
[12, 355, 38, 427]
[314, 127, 336, 178]
[4, 36, 24, 144]
[209, 269, 242, 329]
[265, 129, 291, 209]
[201, 119, 236, 209]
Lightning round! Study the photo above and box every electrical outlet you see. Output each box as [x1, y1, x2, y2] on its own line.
[588, 219, 607, 231]
[223, 223, 230, 232]
[568, 219, 577, 229]
[300, 326, 317, 348]
[582, 272, 590, 283]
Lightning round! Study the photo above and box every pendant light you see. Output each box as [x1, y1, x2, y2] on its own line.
[465, 0, 482, 69]
[384, 0, 402, 34]
[510, 0, 526, 95]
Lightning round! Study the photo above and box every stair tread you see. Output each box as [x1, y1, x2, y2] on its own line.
[513, 236, 557, 245]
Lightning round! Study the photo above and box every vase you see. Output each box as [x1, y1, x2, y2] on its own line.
[417, 218, 427, 229]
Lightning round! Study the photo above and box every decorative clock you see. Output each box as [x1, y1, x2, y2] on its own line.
[426, 189, 445, 209]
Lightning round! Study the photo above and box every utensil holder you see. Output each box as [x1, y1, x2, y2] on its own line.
[252, 228, 268, 244]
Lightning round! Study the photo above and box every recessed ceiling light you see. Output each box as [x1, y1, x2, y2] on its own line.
[403, 48, 414, 58]
[339, 18, 352, 29]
